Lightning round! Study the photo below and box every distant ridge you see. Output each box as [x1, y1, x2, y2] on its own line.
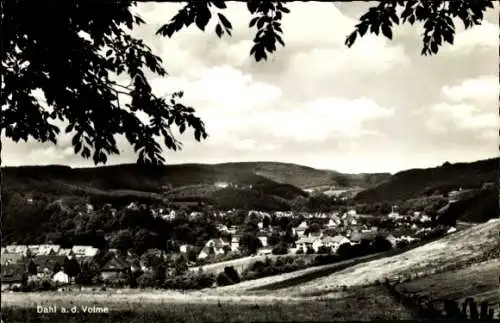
[355, 157, 499, 203]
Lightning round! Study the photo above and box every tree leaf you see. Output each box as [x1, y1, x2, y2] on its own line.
[195, 9, 212, 31]
[249, 16, 259, 27]
[211, 0, 226, 9]
[217, 13, 232, 30]
[215, 24, 223, 37]
[381, 24, 393, 39]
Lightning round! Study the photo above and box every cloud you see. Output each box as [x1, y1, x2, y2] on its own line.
[424, 75, 498, 141]
[428, 103, 498, 130]
[443, 21, 499, 54]
[441, 75, 499, 103]
[261, 98, 394, 142]
[2, 3, 497, 173]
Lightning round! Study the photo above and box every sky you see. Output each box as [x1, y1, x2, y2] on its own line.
[2, 2, 499, 173]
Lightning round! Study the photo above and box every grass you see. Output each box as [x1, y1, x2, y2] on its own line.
[395, 258, 500, 305]
[1, 286, 415, 322]
[281, 220, 500, 297]
[211, 229, 459, 295]
[190, 254, 318, 275]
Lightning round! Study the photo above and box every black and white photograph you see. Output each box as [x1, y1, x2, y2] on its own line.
[1, 1, 499, 322]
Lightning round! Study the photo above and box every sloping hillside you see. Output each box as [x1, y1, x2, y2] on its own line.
[216, 162, 391, 189]
[355, 157, 498, 203]
[2, 162, 390, 211]
[437, 188, 499, 224]
[3, 161, 389, 193]
[282, 219, 500, 297]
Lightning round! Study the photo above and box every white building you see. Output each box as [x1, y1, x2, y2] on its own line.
[258, 236, 268, 247]
[72, 246, 99, 258]
[295, 221, 309, 237]
[214, 181, 229, 188]
[296, 237, 323, 253]
[52, 271, 70, 284]
[321, 235, 350, 253]
[231, 236, 240, 252]
[198, 238, 230, 259]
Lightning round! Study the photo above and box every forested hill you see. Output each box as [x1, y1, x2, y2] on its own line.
[355, 157, 499, 203]
[2, 161, 390, 195]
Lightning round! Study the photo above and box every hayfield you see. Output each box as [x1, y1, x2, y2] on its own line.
[395, 258, 500, 306]
[1, 285, 415, 322]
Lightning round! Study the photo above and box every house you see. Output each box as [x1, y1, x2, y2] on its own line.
[214, 181, 229, 188]
[125, 255, 144, 273]
[295, 221, 309, 237]
[321, 235, 350, 252]
[37, 244, 61, 256]
[58, 248, 75, 257]
[198, 238, 231, 259]
[482, 182, 494, 189]
[5, 245, 28, 255]
[258, 236, 268, 247]
[382, 234, 398, 247]
[1, 253, 25, 266]
[327, 218, 339, 228]
[349, 231, 378, 245]
[100, 257, 131, 281]
[231, 236, 240, 252]
[204, 238, 230, 249]
[1, 264, 27, 291]
[257, 248, 273, 256]
[296, 236, 323, 253]
[446, 227, 457, 234]
[130, 258, 145, 273]
[179, 245, 189, 254]
[308, 230, 323, 238]
[126, 202, 138, 210]
[420, 214, 432, 223]
[72, 245, 99, 258]
[32, 255, 68, 275]
[216, 224, 230, 233]
[52, 270, 70, 285]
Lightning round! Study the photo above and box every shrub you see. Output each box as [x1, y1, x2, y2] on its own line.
[216, 272, 233, 286]
[396, 239, 409, 249]
[196, 272, 216, 289]
[137, 272, 156, 288]
[75, 269, 97, 286]
[314, 254, 339, 266]
[40, 280, 53, 291]
[224, 266, 240, 284]
[272, 243, 288, 255]
[250, 261, 266, 272]
[317, 245, 332, 254]
[293, 258, 306, 268]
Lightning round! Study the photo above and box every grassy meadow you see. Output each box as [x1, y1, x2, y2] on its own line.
[1, 285, 415, 322]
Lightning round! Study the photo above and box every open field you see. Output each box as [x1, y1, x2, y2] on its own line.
[190, 254, 319, 275]
[1, 285, 415, 322]
[208, 252, 385, 295]
[280, 219, 500, 297]
[395, 258, 500, 306]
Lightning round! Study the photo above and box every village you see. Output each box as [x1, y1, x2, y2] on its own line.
[1, 204, 455, 292]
